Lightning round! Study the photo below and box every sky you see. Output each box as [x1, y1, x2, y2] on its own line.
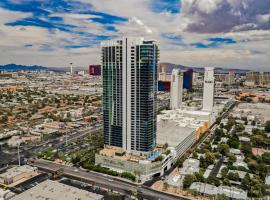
[0, 0, 270, 70]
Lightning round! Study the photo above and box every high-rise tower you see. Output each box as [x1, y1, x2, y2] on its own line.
[102, 37, 159, 154]
[70, 63, 73, 75]
[170, 69, 183, 110]
[202, 67, 215, 112]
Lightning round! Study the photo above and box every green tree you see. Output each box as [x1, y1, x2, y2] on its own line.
[199, 156, 208, 169]
[262, 152, 270, 164]
[192, 151, 198, 159]
[121, 172, 136, 182]
[251, 134, 269, 148]
[206, 175, 220, 186]
[183, 174, 197, 189]
[154, 155, 163, 162]
[0, 115, 8, 123]
[249, 176, 267, 198]
[205, 152, 216, 165]
[227, 172, 240, 181]
[217, 194, 230, 200]
[241, 142, 252, 157]
[194, 172, 205, 183]
[265, 121, 270, 132]
[226, 152, 236, 163]
[217, 143, 230, 155]
[163, 182, 169, 191]
[241, 174, 251, 191]
[215, 128, 225, 137]
[227, 137, 240, 149]
[235, 124, 245, 132]
[223, 178, 231, 186]
[221, 167, 228, 178]
[176, 155, 187, 167]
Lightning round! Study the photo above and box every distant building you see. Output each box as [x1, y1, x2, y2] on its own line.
[158, 80, 170, 92]
[246, 71, 270, 86]
[158, 68, 193, 90]
[182, 68, 193, 90]
[170, 69, 183, 109]
[102, 37, 159, 154]
[202, 67, 215, 112]
[89, 65, 101, 76]
[227, 71, 236, 85]
[78, 70, 86, 76]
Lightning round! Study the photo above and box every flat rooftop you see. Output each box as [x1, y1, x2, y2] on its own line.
[157, 120, 195, 147]
[11, 180, 104, 200]
[0, 165, 37, 179]
[99, 146, 147, 162]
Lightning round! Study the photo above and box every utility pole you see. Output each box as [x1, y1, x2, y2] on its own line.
[66, 131, 68, 146]
[65, 122, 68, 146]
[17, 143, 21, 166]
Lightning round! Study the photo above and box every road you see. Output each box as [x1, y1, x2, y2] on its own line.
[1, 125, 102, 166]
[30, 159, 190, 200]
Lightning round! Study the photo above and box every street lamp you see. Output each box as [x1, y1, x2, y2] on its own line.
[17, 142, 21, 166]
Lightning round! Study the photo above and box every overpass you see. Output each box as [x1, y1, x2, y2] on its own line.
[29, 159, 191, 200]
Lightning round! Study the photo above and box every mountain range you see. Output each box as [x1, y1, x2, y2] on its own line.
[159, 62, 250, 74]
[0, 64, 51, 71]
[0, 63, 250, 74]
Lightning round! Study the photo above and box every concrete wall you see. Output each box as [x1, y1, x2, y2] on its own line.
[95, 154, 173, 181]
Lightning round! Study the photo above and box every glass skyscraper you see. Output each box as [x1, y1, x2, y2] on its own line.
[102, 37, 159, 154]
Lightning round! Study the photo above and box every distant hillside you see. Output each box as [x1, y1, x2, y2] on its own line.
[0, 64, 89, 72]
[0, 63, 250, 74]
[0, 64, 51, 71]
[159, 62, 250, 74]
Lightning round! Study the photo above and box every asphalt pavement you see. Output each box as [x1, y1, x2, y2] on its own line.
[0, 125, 102, 166]
[30, 159, 190, 200]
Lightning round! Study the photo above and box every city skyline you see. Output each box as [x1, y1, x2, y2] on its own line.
[0, 0, 270, 70]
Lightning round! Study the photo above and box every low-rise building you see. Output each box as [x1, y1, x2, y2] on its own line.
[203, 165, 214, 179]
[181, 159, 200, 175]
[95, 146, 173, 182]
[190, 182, 218, 196]
[252, 147, 267, 156]
[0, 188, 15, 199]
[10, 180, 104, 200]
[190, 182, 248, 199]
[230, 148, 241, 155]
[218, 186, 247, 199]
[265, 175, 270, 186]
[0, 165, 38, 186]
[228, 170, 253, 179]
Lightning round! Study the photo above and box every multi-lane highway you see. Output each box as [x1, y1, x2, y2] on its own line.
[30, 159, 190, 200]
[0, 125, 102, 166]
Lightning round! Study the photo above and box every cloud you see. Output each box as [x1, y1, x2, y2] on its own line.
[0, 7, 31, 23]
[162, 33, 183, 45]
[0, 0, 269, 70]
[150, 0, 180, 14]
[180, 0, 270, 33]
[191, 37, 237, 48]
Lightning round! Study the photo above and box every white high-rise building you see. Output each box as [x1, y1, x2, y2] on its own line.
[170, 69, 183, 110]
[70, 63, 73, 75]
[202, 67, 215, 112]
[102, 37, 159, 154]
